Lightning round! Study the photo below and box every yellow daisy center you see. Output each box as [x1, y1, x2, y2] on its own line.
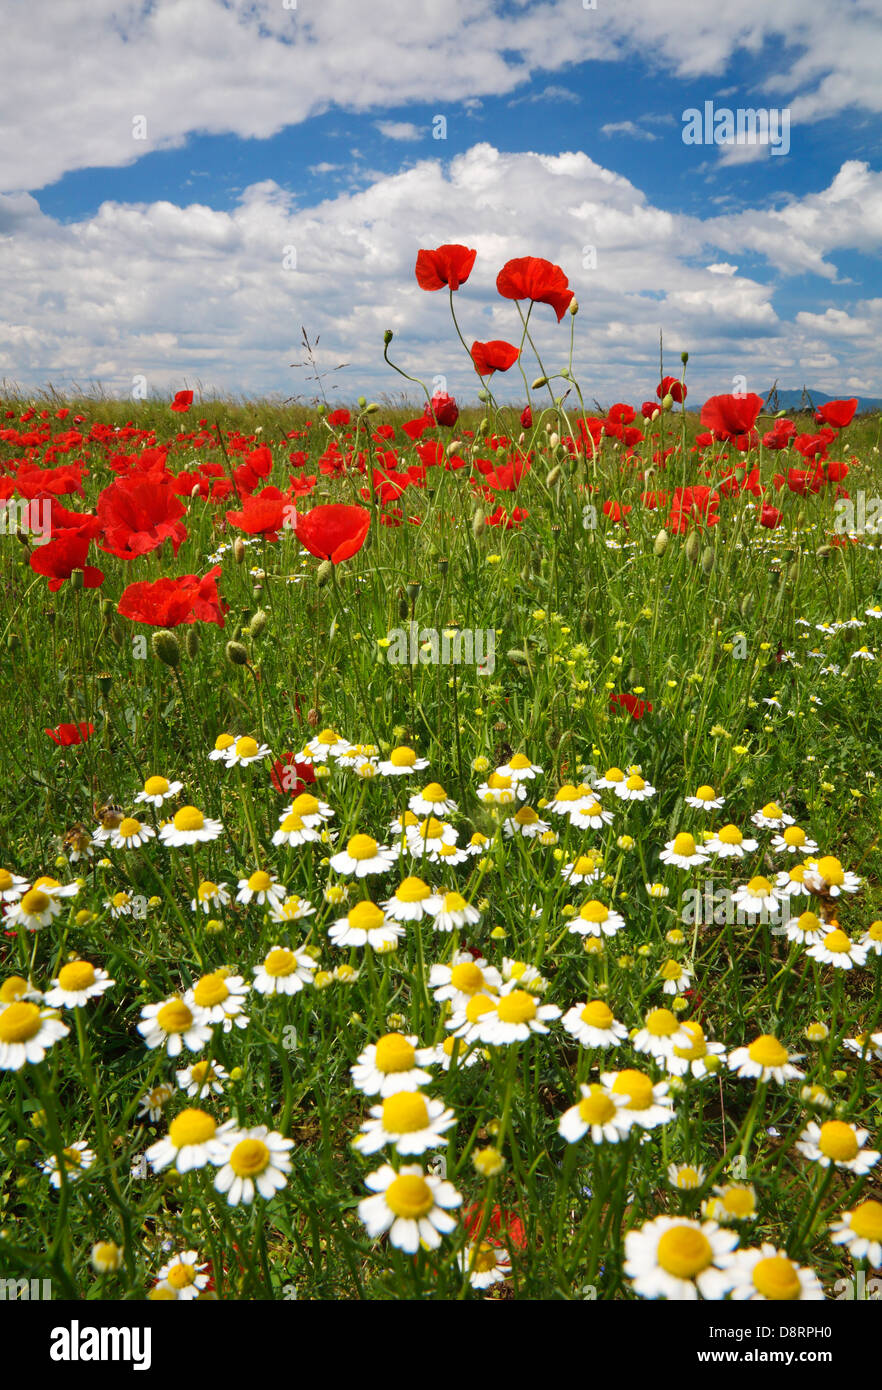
[173, 806, 205, 832]
[349, 900, 385, 932]
[673, 1022, 707, 1059]
[385, 1173, 434, 1219]
[580, 900, 609, 923]
[578, 1085, 617, 1125]
[747, 1035, 788, 1068]
[156, 999, 194, 1034]
[718, 824, 743, 845]
[117, 817, 143, 838]
[347, 834, 379, 861]
[603, 768, 624, 783]
[316, 729, 340, 745]
[554, 784, 579, 802]
[720, 1186, 755, 1217]
[783, 826, 806, 846]
[450, 962, 485, 994]
[822, 930, 851, 954]
[509, 753, 531, 770]
[381, 1092, 430, 1133]
[235, 736, 259, 759]
[396, 877, 431, 904]
[264, 948, 296, 978]
[746, 877, 772, 896]
[796, 911, 822, 936]
[816, 856, 844, 885]
[473, 1243, 499, 1273]
[661, 960, 683, 981]
[580, 1000, 613, 1030]
[291, 793, 320, 817]
[214, 734, 235, 750]
[168, 1109, 216, 1148]
[646, 1008, 679, 1037]
[374, 1033, 416, 1073]
[496, 990, 537, 1025]
[868, 921, 882, 941]
[695, 785, 716, 801]
[166, 1263, 197, 1290]
[761, 802, 783, 819]
[672, 832, 697, 856]
[229, 1138, 270, 1177]
[198, 881, 219, 901]
[0, 869, 13, 891]
[279, 813, 306, 833]
[247, 870, 273, 892]
[0, 975, 29, 1003]
[818, 1121, 859, 1162]
[58, 961, 96, 992]
[389, 746, 416, 767]
[21, 889, 50, 915]
[849, 1200, 882, 1241]
[656, 1225, 713, 1279]
[441, 892, 467, 913]
[189, 1061, 214, 1083]
[420, 782, 447, 803]
[192, 973, 230, 1008]
[625, 774, 645, 791]
[752, 1256, 801, 1301]
[144, 776, 170, 796]
[572, 855, 599, 875]
[0, 1001, 42, 1043]
[611, 1070, 654, 1110]
[465, 994, 497, 1024]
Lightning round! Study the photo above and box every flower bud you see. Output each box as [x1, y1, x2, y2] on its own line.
[249, 608, 268, 638]
[472, 508, 486, 539]
[151, 630, 181, 668]
[684, 530, 701, 564]
[225, 640, 250, 667]
[681, 351, 689, 365]
[569, 297, 579, 316]
[531, 377, 548, 390]
[701, 546, 715, 575]
[316, 560, 333, 587]
[653, 528, 669, 557]
[661, 393, 674, 411]
[233, 537, 246, 564]
[546, 465, 561, 487]
[383, 330, 394, 345]
[549, 432, 559, 449]
[364, 402, 379, 414]
[185, 629, 200, 659]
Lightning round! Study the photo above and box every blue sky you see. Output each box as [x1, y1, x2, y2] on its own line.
[2, 0, 881, 405]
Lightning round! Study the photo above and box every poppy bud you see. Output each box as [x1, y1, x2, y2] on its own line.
[569, 298, 579, 316]
[478, 417, 489, 435]
[651, 408, 660, 422]
[101, 598, 115, 618]
[446, 441, 461, 457]
[357, 396, 367, 408]
[740, 593, 754, 617]
[653, 529, 669, 556]
[233, 538, 246, 564]
[250, 608, 268, 638]
[661, 393, 674, 411]
[681, 351, 689, 365]
[152, 630, 181, 668]
[7, 633, 20, 651]
[549, 433, 559, 449]
[190, 484, 201, 499]
[316, 560, 333, 587]
[398, 597, 409, 621]
[684, 530, 701, 564]
[477, 388, 490, 402]
[532, 377, 548, 390]
[518, 432, 525, 446]
[815, 544, 833, 560]
[383, 330, 394, 345]
[774, 408, 789, 419]
[546, 465, 561, 487]
[701, 546, 715, 575]
[307, 707, 321, 728]
[225, 640, 250, 667]
[186, 629, 200, 659]
[507, 649, 529, 665]
[472, 508, 486, 539]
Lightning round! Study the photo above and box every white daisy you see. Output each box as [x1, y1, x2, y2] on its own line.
[214, 1127, 294, 1205]
[154, 1251, 210, 1300]
[568, 899, 626, 938]
[770, 826, 819, 855]
[0, 975, 42, 1008]
[705, 825, 759, 859]
[802, 856, 862, 897]
[40, 1141, 96, 1189]
[0, 868, 29, 903]
[773, 865, 811, 900]
[0, 1002, 69, 1070]
[109, 817, 156, 850]
[4, 886, 64, 931]
[137, 997, 213, 1058]
[302, 728, 352, 763]
[561, 999, 627, 1049]
[783, 909, 826, 946]
[176, 1059, 229, 1099]
[190, 880, 232, 914]
[829, 1200, 882, 1268]
[795, 1120, 880, 1174]
[272, 811, 321, 848]
[624, 1216, 738, 1300]
[288, 792, 334, 828]
[353, 1091, 456, 1155]
[236, 870, 287, 908]
[429, 954, 502, 1010]
[599, 1070, 676, 1130]
[358, 1163, 462, 1253]
[633, 1008, 693, 1061]
[159, 806, 224, 847]
[750, 802, 795, 830]
[860, 921, 882, 956]
[728, 1035, 804, 1085]
[137, 1083, 174, 1122]
[458, 1241, 512, 1289]
[559, 1083, 630, 1144]
[268, 894, 316, 925]
[665, 1021, 726, 1079]
[43, 960, 114, 1009]
[593, 767, 627, 792]
[185, 971, 250, 1031]
[376, 745, 430, 777]
[560, 854, 604, 886]
[253, 945, 317, 995]
[208, 733, 239, 762]
[614, 773, 656, 802]
[145, 1108, 234, 1174]
[660, 832, 709, 869]
[408, 782, 458, 817]
[569, 799, 615, 831]
[480, 986, 561, 1046]
[806, 929, 869, 970]
[425, 891, 481, 934]
[328, 900, 404, 951]
[685, 786, 725, 810]
[731, 877, 780, 918]
[545, 783, 595, 817]
[723, 1245, 825, 1301]
[381, 877, 435, 922]
[329, 834, 397, 878]
[496, 753, 543, 783]
[134, 775, 184, 807]
[502, 805, 551, 839]
[351, 1033, 436, 1096]
[475, 774, 525, 806]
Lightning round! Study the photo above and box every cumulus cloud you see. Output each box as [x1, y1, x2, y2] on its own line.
[600, 122, 658, 141]
[0, 144, 878, 404]
[0, 0, 880, 192]
[375, 121, 423, 141]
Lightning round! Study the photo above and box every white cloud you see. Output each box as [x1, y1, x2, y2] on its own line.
[375, 121, 423, 141]
[0, 0, 880, 193]
[0, 144, 878, 404]
[600, 121, 658, 141]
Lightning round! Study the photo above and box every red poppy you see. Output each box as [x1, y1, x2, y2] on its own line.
[225, 488, 290, 540]
[117, 566, 228, 627]
[29, 531, 105, 592]
[430, 393, 459, 428]
[759, 504, 783, 529]
[462, 1203, 527, 1251]
[520, 406, 532, 429]
[327, 409, 352, 427]
[607, 403, 636, 426]
[641, 400, 658, 420]
[45, 722, 95, 746]
[700, 393, 763, 442]
[294, 503, 370, 564]
[97, 474, 188, 560]
[657, 376, 686, 403]
[415, 244, 477, 293]
[270, 755, 316, 795]
[170, 390, 194, 413]
[470, 340, 520, 377]
[610, 692, 652, 719]
[496, 256, 574, 321]
[814, 399, 857, 429]
[234, 443, 273, 496]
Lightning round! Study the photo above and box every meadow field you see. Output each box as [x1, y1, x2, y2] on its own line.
[1, 251, 881, 1302]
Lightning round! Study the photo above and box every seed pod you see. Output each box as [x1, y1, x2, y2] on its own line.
[225, 640, 250, 667]
[654, 529, 669, 557]
[681, 351, 689, 365]
[70, 568, 84, 591]
[152, 630, 181, 668]
[406, 582, 421, 603]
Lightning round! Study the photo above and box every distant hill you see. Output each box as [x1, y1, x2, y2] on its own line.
[760, 387, 882, 414]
